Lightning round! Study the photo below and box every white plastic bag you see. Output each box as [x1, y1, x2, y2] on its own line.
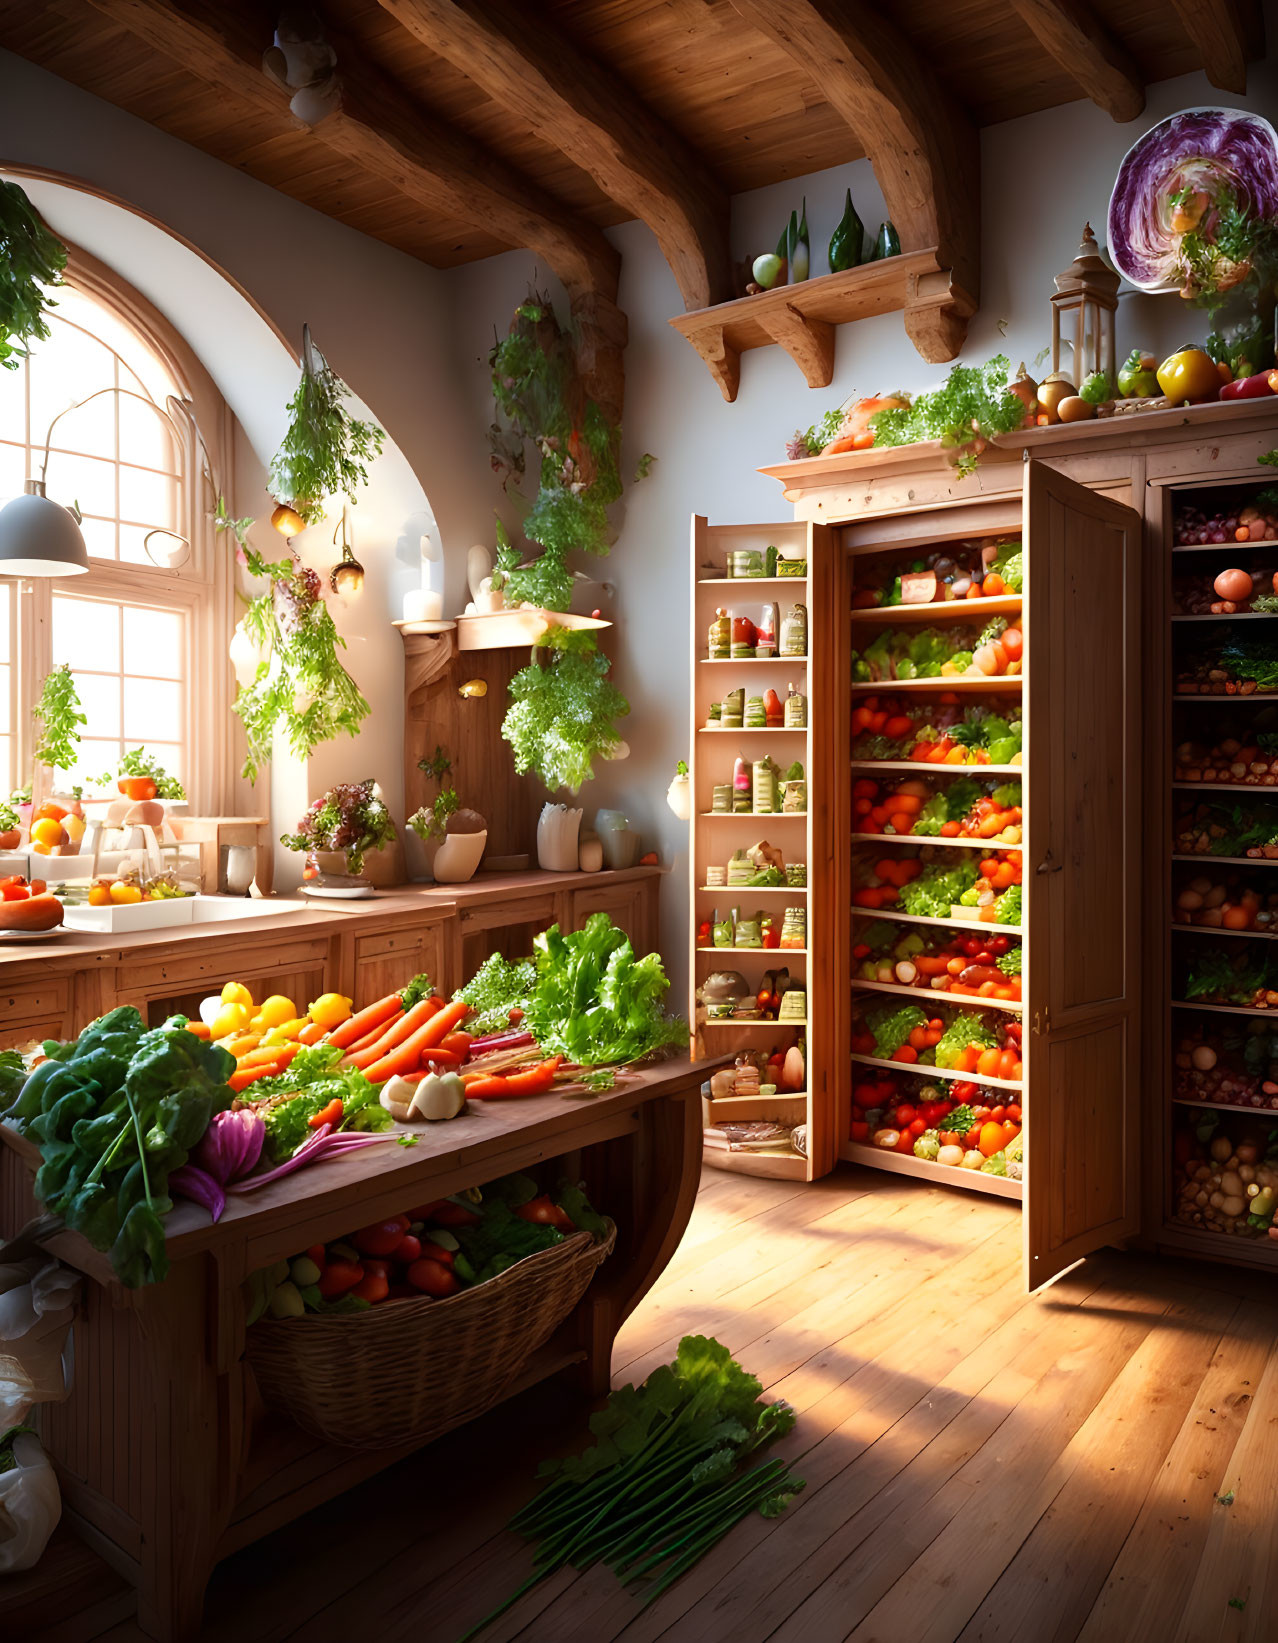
[0, 1430, 61, 1573]
[0, 1258, 79, 1428]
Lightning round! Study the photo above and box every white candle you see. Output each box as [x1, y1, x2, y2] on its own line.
[403, 586, 443, 622]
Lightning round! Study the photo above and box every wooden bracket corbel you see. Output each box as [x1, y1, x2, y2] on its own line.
[903, 266, 977, 364]
[402, 630, 459, 711]
[687, 323, 741, 404]
[755, 302, 835, 389]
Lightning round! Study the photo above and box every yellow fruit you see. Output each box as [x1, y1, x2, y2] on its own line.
[210, 1001, 251, 1040]
[308, 992, 352, 1030]
[109, 882, 143, 905]
[30, 840, 51, 855]
[88, 884, 112, 907]
[221, 981, 254, 1008]
[64, 813, 87, 843]
[30, 817, 64, 848]
[261, 1018, 308, 1046]
[254, 994, 299, 1030]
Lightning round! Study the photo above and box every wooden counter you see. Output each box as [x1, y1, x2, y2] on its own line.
[0, 866, 662, 1048]
[0, 1051, 717, 1642]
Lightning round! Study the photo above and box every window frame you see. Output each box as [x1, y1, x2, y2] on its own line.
[6, 244, 239, 814]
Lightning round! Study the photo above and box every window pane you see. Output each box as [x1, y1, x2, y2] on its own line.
[123, 606, 183, 678]
[55, 390, 116, 461]
[124, 677, 180, 742]
[0, 368, 24, 444]
[71, 739, 122, 792]
[76, 672, 121, 738]
[118, 464, 176, 525]
[28, 325, 115, 442]
[118, 394, 176, 471]
[77, 516, 117, 561]
[45, 451, 115, 519]
[52, 596, 121, 672]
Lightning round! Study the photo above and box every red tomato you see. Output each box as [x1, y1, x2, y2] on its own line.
[431, 1201, 482, 1228]
[421, 1241, 456, 1266]
[908, 1118, 927, 1137]
[0, 885, 29, 901]
[893, 1104, 917, 1127]
[352, 1270, 390, 1304]
[516, 1196, 576, 1233]
[353, 1217, 410, 1258]
[407, 1258, 461, 1297]
[317, 1261, 364, 1298]
[305, 1243, 326, 1267]
[392, 1234, 422, 1265]
[850, 1121, 869, 1141]
[893, 1129, 916, 1154]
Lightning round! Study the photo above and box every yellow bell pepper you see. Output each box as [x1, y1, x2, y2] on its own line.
[1156, 347, 1221, 404]
[261, 1017, 309, 1046]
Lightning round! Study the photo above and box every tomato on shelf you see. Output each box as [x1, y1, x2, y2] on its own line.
[852, 773, 1022, 845]
[851, 1067, 1023, 1180]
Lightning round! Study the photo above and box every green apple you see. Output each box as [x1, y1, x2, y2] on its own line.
[752, 252, 784, 289]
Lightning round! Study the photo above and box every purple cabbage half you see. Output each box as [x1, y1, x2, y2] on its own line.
[1107, 107, 1278, 290]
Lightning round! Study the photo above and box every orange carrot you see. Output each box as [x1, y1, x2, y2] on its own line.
[364, 999, 471, 1082]
[345, 995, 442, 1069]
[237, 1042, 301, 1071]
[325, 992, 402, 1050]
[185, 1021, 212, 1040]
[298, 1020, 327, 1046]
[229, 1063, 281, 1093]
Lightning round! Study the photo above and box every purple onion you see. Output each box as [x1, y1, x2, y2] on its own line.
[170, 1163, 226, 1223]
[195, 1108, 266, 1184]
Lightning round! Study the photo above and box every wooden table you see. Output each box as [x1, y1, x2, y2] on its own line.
[0, 1054, 716, 1642]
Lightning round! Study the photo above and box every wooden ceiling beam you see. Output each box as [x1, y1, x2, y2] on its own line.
[376, 0, 733, 312]
[1009, 0, 1145, 121]
[726, 0, 979, 363]
[1170, 0, 1257, 93]
[79, 0, 620, 310]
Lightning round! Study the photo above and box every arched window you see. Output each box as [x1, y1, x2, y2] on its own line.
[0, 255, 235, 810]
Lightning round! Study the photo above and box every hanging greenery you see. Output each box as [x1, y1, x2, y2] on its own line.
[33, 664, 84, 778]
[216, 501, 370, 782]
[502, 627, 630, 793]
[0, 181, 67, 371]
[488, 294, 636, 612]
[268, 333, 385, 525]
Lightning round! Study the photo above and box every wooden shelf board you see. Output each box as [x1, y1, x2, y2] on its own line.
[1174, 781, 1278, 793]
[840, 1140, 1023, 1200]
[701, 1018, 808, 1030]
[853, 977, 1022, 1012]
[1173, 922, 1278, 941]
[1171, 1096, 1278, 1117]
[1172, 542, 1278, 554]
[700, 726, 805, 734]
[851, 676, 1022, 693]
[700, 656, 806, 666]
[852, 906, 1021, 934]
[1172, 611, 1278, 620]
[849, 1051, 1022, 1091]
[699, 811, 807, 819]
[1172, 854, 1278, 868]
[850, 759, 1022, 776]
[1175, 690, 1278, 701]
[1171, 1000, 1278, 1018]
[697, 946, 807, 955]
[701, 1146, 808, 1179]
[851, 832, 1022, 851]
[697, 576, 807, 587]
[671, 249, 971, 403]
[698, 884, 807, 894]
[454, 609, 610, 651]
[1155, 1220, 1278, 1268]
[850, 595, 1022, 625]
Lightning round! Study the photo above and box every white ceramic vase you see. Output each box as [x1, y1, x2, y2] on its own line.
[432, 828, 486, 883]
[537, 804, 582, 872]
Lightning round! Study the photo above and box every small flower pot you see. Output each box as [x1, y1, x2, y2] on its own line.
[432, 828, 486, 884]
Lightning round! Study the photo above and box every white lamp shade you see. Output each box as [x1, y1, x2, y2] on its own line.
[0, 483, 90, 577]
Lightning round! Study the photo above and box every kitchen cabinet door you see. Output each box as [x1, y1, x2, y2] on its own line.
[1024, 459, 1142, 1286]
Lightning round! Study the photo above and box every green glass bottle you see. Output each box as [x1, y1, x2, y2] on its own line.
[828, 188, 864, 272]
[869, 221, 902, 262]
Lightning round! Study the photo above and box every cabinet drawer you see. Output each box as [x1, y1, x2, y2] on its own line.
[0, 977, 71, 1023]
[356, 928, 433, 962]
[0, 1016, 65, 1051]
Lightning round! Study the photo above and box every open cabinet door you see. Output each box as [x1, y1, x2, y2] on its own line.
[1024, 460, 1142, 1288]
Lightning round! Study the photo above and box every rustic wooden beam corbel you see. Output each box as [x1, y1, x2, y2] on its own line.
[1009, 0, 1145, 121]
[1169, 0, 1260, 94]
[754, 303, 835, 389]
[727, 0, 979, 364]
[376, 0, 733, 312]
[685, 325, 741, 405]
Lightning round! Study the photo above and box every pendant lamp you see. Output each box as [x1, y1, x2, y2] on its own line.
[0, 479, 89, 577]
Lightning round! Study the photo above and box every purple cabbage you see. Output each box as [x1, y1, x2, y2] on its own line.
[1108, 108, 1278, 290]
[195, 1107, 266, 1185]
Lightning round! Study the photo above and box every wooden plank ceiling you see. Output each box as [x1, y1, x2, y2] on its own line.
[0, 0, 1264, 282]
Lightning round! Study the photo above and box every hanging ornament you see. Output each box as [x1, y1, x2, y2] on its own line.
[271, 502, 306, 537]
[328, 505, 364, 595]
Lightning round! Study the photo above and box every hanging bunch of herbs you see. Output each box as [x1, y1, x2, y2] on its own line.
[0, 180, 67, 370]
[268, 331, 385, 525]
[33, 664, 85, 779]
[502, 626, 629, 792]
[216, 502, 369, 782]
[488, 294, 627, 612]
[868, 354, 1028, 478]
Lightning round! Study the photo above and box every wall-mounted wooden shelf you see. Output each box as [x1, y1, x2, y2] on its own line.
[454, 608, 610, 651]
[669, 248, 974, 403]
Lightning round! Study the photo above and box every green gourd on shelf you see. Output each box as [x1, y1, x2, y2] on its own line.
[828, 189, 865, 273]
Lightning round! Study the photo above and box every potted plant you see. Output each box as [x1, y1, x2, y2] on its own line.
[0, 796, 20, 851]
[29, 665, 86, 853]
[281, 779, 400, 886]
[96, 749, 186, 804]
[406, 745, 457, 879]
[406, 747, 486, 882]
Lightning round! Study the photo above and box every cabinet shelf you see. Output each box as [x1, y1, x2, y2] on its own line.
[850, 595, 1022, 625]
[1171, 1096, 1278, 1117]
[698, 884, 806, 895]
[697, 576, 807, 587]
[700, 656, 806, 666]
[1171, 999, 1278, 1018]
[700, 1018, 808, 1030]
[1171, 922, 1278, 941]
[697, 946, 807, 956]
[851, 906, 1021, 935]
[1172, 611, 1278, 621]
[851, 759, 1022, 776]
[1175, 691, 1278, 701]
[851, 832, 1022, 851]
[1172, 853, 1278, 868]
[851, 676, 1022, 694]
[699, 726, 805, 734]
[852, 978, 1022, 1013]
[699, 811, 807, 820]
[670, 247, 972, 403]
[1173, 781, 1278, 793]
[850, 1051, 1023, 1091]
[702, 1147, 808, 1179]
[840, 1140, 1023, 1200]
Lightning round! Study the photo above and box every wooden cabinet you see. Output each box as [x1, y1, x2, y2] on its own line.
[571, 877, 657, 955]
[351, 921, 450, 1007]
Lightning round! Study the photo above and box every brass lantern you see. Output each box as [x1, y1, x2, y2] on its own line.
[1051, 224, 1119, 389]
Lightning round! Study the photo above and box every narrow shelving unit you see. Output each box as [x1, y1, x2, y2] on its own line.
[690, 516, 829, 1179]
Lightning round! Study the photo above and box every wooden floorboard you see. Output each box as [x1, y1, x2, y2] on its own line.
[15, 1163, 1278, 1643]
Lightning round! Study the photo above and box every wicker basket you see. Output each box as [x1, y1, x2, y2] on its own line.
[245, 1222, 615, 1450]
